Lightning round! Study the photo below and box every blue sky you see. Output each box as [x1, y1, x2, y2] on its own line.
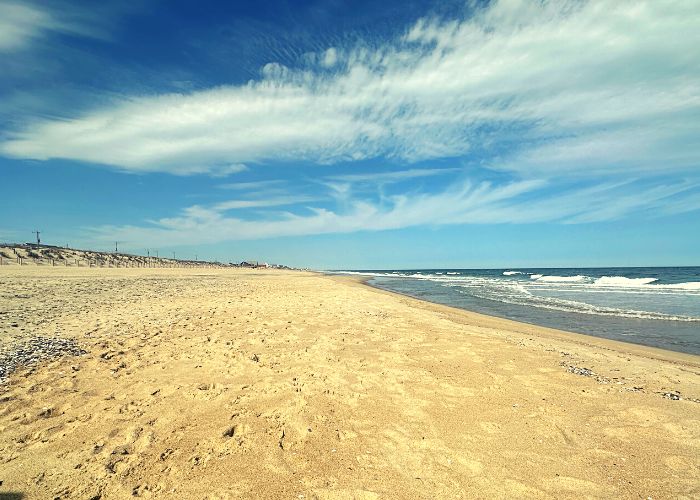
[1, 0, 699, 268]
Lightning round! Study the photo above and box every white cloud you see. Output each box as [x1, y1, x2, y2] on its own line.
[328, 167, 460, 184]
[321, 47, 338, 68]
[208, 163, 249, 177]
[84, 177, 699, 247]
[89, 180, 541, 246]
[2, 0, 698, 177]
[217, 180, 287, 190]
[0, 3, 53, 51]
[213, 196, 319, 211]
[4, 0, 700, 248]
[0, 2, 105, 52]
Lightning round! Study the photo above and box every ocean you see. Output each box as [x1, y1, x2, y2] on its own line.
[332, 267, 700, 355]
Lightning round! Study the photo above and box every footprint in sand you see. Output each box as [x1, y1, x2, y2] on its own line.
[219, 422, 251, 454]
[479, 421, 502, 434]
[663, 455, 694, 472]
[337, 429, 358, 441]
[278, 417, 312, 451]
[102, 425, 155, 476]
[456, 456, 484, 477]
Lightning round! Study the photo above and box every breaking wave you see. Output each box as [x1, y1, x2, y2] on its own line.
[593, 276, 658, 287]
[533, 275, 588, 283]
[462, 285, 700, 322]
[332, 269, 700, 323]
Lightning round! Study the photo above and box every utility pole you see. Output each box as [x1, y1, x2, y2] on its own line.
[195, 254, 198, 261]
[32, 230, 41, 245]
[146, 249, 150, 268]
[172, 251, 176, 260]
[115, 241, 119, 253]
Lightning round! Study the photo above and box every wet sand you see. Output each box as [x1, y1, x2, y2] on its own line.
[0, 267, 698, 499]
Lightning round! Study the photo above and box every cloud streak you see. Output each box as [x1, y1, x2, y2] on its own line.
[0, 2, 55, 52]
[213, 196, 320, 211]
[3, 0, 699, 250]
[2, 0, 698, 177]
[84, 177, 700, 248]
[327, 167, 460, 184]
[217, 180, 287, 190]
[0, 1, 108, 52]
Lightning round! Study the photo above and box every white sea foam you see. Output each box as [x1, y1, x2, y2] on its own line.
[534, 275, 588, 283]
[331, 271, 394, 278]
[652, 281, 700, 290]
[590, 277, 700, 291]
[462, 287, 700, 321]
[594, 276, 659, 287]
[338, 269, 700, 327]
[503, 271, 522, 276]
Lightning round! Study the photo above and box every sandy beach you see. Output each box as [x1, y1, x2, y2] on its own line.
[0, 267, 698, 499]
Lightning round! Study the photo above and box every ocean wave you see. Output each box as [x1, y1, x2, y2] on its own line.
[463, 288, 700, 322]
[503, 271, 523, 276]
[354, 270, 700, 322]
[593, 276, 659, 287]
[331, 271, 395, 278]
[591, 277, 700, 291]
[652, 281, 700, 290]
[533, 275, 588, 283]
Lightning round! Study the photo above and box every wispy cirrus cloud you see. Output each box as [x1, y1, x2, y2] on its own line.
[208, 163, 248, 178]
[0, 1, 110, 52]
[217, 180, 287, 190]
[327, 167, 460, 184]
[213, 196, 320, 211]
[2, 0, 698, 178]
[90, 179, 543, 245]
[84, 177, 700, 248]
[3, 0, 699, 251]
[0, 2, 55, 52]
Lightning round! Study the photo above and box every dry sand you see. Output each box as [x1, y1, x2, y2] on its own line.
[0, 267, 698, 499]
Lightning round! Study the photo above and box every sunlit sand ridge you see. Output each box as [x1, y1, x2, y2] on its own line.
[0, 267, 698, 498]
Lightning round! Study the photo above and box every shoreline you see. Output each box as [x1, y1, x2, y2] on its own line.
[3, 265, 696, 365]
[1, 267, 699, 498]
[327, 273, 700, 404]
[336, 273, 700, 364]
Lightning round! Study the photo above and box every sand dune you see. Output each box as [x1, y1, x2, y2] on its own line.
[0, 244, 232, 269]
[0, 267, 698, 498]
